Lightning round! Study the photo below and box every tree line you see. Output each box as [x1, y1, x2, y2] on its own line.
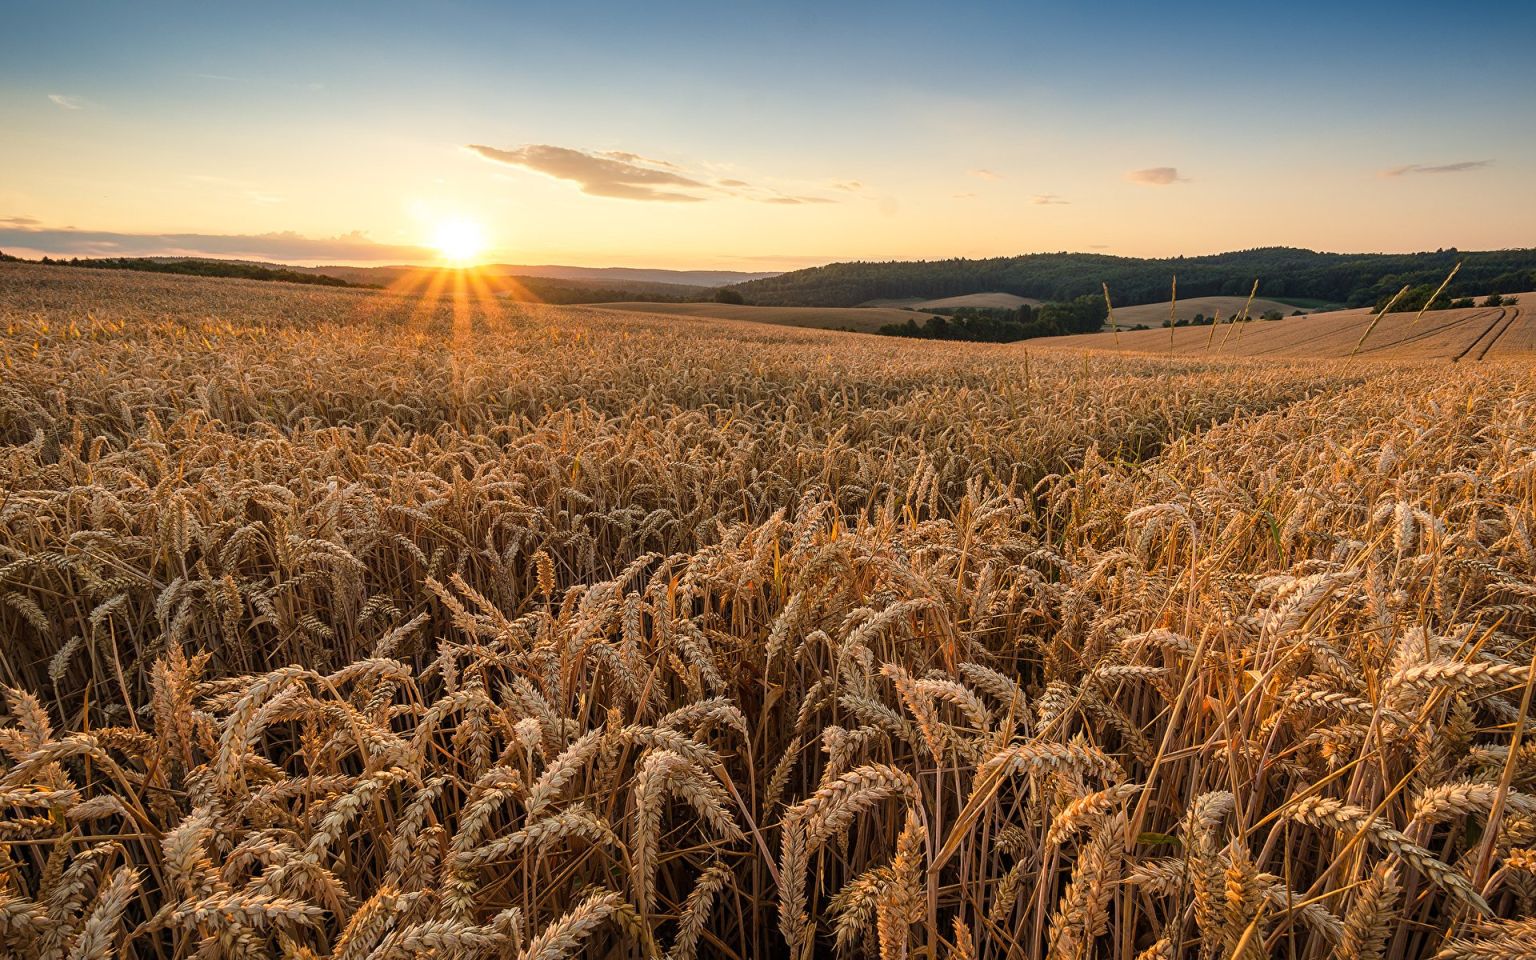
[728, 247, 1536, 309]
[879, 296, 1108, 343]
[11, 255, 364, 287]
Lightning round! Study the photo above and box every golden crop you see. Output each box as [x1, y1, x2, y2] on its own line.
[1, 264, 1533, 959]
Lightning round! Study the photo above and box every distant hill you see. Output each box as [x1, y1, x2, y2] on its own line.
[1106, 295, 1306, 329]
[1038, 293, 1533, 360]
[2, 255, 717, 303]
[489, 265, 781, 287]
[910, 292, 1045, 311]
[729, 247, 1536, 310]
[23, 255, 362, 288]
[301, 263, 779, 289]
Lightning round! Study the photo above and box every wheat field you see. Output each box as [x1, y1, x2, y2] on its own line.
[1048, 297, 1533, 360]
[2, 263, 1535, 960]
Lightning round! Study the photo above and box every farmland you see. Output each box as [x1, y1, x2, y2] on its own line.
[1103, 295, 1309, 329]
[1047, 294, 1534, 359]
[2, 262, 1535, 959]
[591, 299, 926, 333]
[862, 292, 1046, 311]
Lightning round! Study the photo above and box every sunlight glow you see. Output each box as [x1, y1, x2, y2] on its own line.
[431, 218, 488, 265]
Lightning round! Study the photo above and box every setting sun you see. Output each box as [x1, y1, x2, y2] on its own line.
[431, 218, 487, 265]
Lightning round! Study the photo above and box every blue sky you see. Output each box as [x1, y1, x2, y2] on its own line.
[2, 1, 1533, 267]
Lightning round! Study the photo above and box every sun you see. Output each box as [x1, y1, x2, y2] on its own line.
[431, 218, 487, 265]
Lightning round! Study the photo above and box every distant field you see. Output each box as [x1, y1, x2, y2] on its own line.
[1270, 296, 1345, 311]
[594, 299, 922, 333]
[1041, 293, 1535, 359]
[1106, 295, 1308, 329]
[862, 292, 1046, 311]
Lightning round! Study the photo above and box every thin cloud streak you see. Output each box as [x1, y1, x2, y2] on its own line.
[1125, 167, 1185, 186]
[47, 94, 87, 110]
[1032, 194, 1070, 205]
[468, 142, 841, 206]
[1381, 160, 1492, 177]
[0, 226, 431, 262]
[468, 143, 713, 202]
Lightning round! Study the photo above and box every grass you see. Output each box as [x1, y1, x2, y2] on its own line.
[1, 262, 1534, 959]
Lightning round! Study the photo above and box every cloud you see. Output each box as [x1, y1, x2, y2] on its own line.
[1381, 159, 1492, 178]
[968, 169, 1002, 181]
[467, 143, 713, 202]
[0, 216, 41, 227]
[1032, 194, 1070, 205]
[952, 192, 977, 200]
[0, 225, 431, 262]
[598, 150, 683, 170]
[48, 94, 87, 110]
[468, 142, 842, 206]
[1126, 167, 1185, 186]
[833, 181, 864, 192]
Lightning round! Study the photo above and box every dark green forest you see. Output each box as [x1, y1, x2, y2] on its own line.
[880, 296, 1108, 342]
[729, 247, 1536, 309]
[18, 255, 365, 287]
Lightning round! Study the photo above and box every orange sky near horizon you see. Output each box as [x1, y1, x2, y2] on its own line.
[3, 3, 1533, 270]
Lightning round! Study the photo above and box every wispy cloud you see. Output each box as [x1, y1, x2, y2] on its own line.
[47, 94, 88, 110]
[468, 142, 841, 206]
[1125, 167, 1185, 186]
[0, 225, 431, 262]
[1032, 194, 1070, 205]
[467, 143, 711, 202]
[833, 181, 864, 192]
[598, 150, 683, 170]
[968, 169, 1002, 181]
[1380, 160, 1492, 178]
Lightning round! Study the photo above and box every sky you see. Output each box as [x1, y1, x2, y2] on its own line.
[2, 0, 1534, 269]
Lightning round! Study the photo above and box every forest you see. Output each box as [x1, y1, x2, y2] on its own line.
[729, 246, 1536, 309]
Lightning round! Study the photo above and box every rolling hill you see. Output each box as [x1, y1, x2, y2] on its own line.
[1106, 295, 1306, 329]
[592, 300, 923, 333]
[864, 292, 1046, 311]
[303, 263, 777, 290]
[1037, 293, 1533, 359]
[728, 246, 1536, 310]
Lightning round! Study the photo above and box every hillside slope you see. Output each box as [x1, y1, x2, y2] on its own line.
[592, 300, 922, 333]
[1038, 293, 1534, 359]
[729, 246, 1536, 309]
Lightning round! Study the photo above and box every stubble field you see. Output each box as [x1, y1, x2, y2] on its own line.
[2, 263, 1535, 960]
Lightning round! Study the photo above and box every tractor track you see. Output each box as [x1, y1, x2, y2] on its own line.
[1473, 306, 1521, 361]
[1453, 307, 1513, 363]
[1353, 308, 1495, 357]
[1236, 308, 1491, 359]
